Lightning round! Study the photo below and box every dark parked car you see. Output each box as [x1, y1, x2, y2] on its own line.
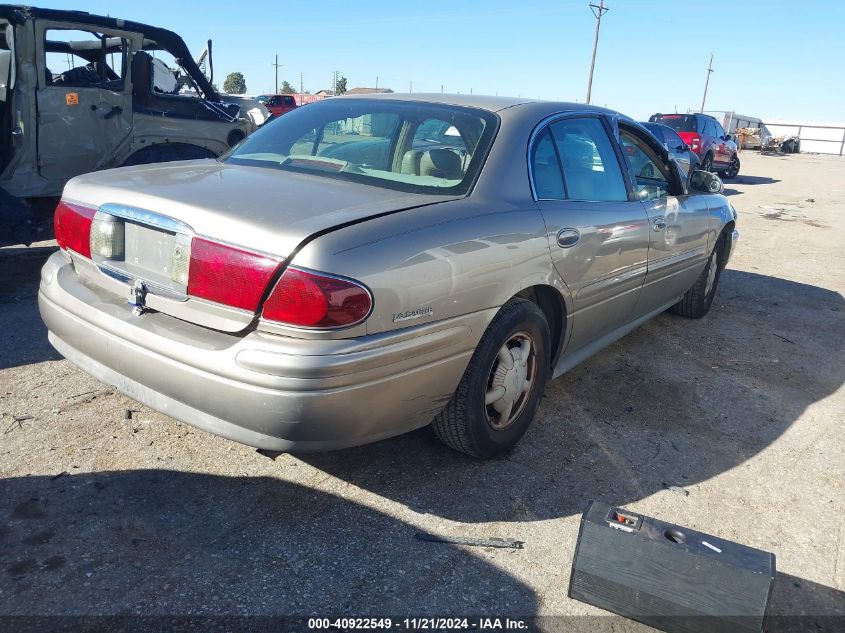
[641, 122, 701, 175]
[649, 113, 739, 178]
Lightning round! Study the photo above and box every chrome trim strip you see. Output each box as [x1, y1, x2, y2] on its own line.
[99, 203, 195, 235]
[98, 264, 189, 301]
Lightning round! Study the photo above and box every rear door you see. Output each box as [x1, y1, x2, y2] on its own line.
[617, 124, 711, 313]
[531, 115, 650, 352]
[35, 23, 133, 180]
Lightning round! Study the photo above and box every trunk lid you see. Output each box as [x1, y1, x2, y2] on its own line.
[64, 160, 457, 330]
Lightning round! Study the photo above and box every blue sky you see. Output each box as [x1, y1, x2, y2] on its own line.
[39, 0, 844, 122]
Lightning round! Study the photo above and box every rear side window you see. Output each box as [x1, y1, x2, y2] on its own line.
[550, 118, 627, 202]
[663, 127, 684, 149]
[530, 127, 564, 199]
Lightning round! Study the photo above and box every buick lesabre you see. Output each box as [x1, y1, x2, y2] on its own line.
[39, 94, 738, 458]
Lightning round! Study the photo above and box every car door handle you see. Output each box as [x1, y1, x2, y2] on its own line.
[103, 105, 123, 120]
[653, 217, 667, 231]
[557, 228, 581, 248]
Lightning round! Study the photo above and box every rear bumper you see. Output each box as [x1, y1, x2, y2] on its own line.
[39, 251, 490, 451]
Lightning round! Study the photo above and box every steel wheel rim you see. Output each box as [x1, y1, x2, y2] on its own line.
[705, 251, 718, 296]
[484, 331, 537, 431]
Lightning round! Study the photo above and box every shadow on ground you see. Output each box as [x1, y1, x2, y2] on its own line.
[730, 175, 781, 185]
[302, 270, 845, 524]
[1, 470, 841, 628]
[0, 247, 61, 369]
[0, 470, 536, 616]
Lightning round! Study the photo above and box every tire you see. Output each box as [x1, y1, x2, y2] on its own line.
[670, 235, 725, 318]
[700, 152, 713, 173]
[722, 155, 740, 179]
[433, 298, 551, 459]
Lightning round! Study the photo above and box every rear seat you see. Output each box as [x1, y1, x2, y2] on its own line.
[401, 148, 463, 179]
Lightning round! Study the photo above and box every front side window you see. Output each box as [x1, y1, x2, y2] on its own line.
[620, 129, 670, 201]
[549, 117, 627, 202]
[44, 29, 127, 89]
[226, 99, 498, 194]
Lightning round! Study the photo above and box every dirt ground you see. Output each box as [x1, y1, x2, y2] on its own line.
[0, 151, 843, 630]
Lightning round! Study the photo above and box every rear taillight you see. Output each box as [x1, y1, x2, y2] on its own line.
[690, 134, 701, 154]
[187, 237, 282, 311]
[262, 267, 372, 328]
[54, 201, 96, 258]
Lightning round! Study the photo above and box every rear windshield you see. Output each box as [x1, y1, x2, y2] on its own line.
[643, 123, 680, 146]
[224, 99, 498, 195]
[651, 114, 697, 133]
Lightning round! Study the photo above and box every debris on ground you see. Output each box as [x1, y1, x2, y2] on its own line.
[663, 483, 690, 497]
[256, 449, 284, 460]
[4, 415, 33, 434]
[415, 532, 525, 549]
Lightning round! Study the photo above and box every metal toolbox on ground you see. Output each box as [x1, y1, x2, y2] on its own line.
[569, 501, 776, 633]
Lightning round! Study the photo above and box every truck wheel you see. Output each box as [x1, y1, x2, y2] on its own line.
[722, 155, 740, 178]
[433, 298, 550, 459]
[122, 143, 217, 166]
[700, 152, 714, 172]
[670, 236, 725, 319]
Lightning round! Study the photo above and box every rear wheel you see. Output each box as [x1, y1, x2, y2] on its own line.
[433, 298, 550, 459]
[722, 155, 740, 178]
[670, 236, 725, 318]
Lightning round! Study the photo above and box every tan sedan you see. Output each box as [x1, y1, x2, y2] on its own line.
[39, 94, 738, 458]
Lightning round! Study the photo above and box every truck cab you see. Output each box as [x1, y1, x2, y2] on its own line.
[0, 5, 259, 245]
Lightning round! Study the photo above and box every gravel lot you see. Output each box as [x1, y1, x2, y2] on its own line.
[1, 151, 843, 629]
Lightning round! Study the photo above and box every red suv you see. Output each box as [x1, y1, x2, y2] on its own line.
[649, 113, 739, 178]
[260, 94, 298, 117]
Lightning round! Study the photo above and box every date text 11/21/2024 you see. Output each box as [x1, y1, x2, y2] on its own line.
[307, 617, 529, 630]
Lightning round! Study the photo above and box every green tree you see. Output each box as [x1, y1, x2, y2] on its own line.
[223, 72, 247, 94]
[336, 76, 347, 95]
[280, 81, 295, 94]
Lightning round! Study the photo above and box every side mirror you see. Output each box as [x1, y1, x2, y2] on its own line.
[689, 169, 724, 194]
[667, 157, 689, 195]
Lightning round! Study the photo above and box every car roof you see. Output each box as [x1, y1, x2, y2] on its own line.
[335, 92, 616, 116]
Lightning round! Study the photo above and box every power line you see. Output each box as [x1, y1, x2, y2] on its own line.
[585, 0, 609, 105]
[700, 53, 714, 113]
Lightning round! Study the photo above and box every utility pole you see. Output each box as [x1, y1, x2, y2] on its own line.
[375, 75, 379, 89]
[409, 79, 413, 93]
[271, 54, 282, 94]
[333, 70, 339, 95]
[700, 53, 714, 113]
[585, 0, 609, 105]
[300, 72, 303, 95]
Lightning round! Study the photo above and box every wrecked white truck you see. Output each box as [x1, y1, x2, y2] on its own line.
[0, 5, 262, 245]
